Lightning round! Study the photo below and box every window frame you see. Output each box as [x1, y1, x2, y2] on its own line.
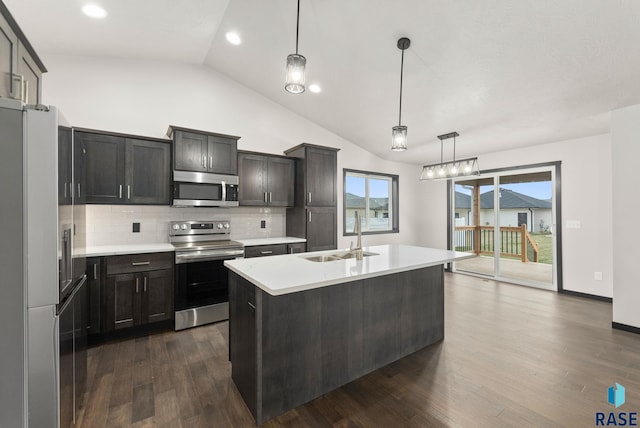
[343, 168, 399, 236]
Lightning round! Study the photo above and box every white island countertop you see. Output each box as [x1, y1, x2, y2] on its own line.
[224, 244, 474, 296]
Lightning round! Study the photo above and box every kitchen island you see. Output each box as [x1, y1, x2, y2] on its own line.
[224, 244, 473, 424]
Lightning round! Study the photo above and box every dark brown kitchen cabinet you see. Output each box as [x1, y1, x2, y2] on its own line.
[238, 151, 294, 207]
[104, 252, 173, 332]
[287, 242, 306, 254]
[76, 129, 171, 205]
[168, 126, 239, 175]
[86, 257, 103, 336]
[306, 207, 337, 251]
[244, 244, 287, 258]
[285, 144, 339, 252]
[0, 3, 46, 103]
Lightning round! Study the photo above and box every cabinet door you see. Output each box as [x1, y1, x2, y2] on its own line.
[142, 269, 173, 324]
[78, 132, 126, 204]
[306, 207, 337, 252]
[105, 273, 140, 331]
[238, 153, 268, 206]
[0, 13, 18, 99]
[306, 147, 337, 206]
[287, 242, 306, 254]
[268, 157, 294, 207]
[207, 135, 237, 175]
[57, 127, 73, 206]
[125, 138, 171, 204]
[86, 258, 102, 336]
[16, 42, 41, 104]
[244, 244, 287, 258]
[174, 130, 207, 172]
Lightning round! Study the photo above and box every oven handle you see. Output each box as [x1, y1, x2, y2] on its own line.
[175, 249, 245, 264]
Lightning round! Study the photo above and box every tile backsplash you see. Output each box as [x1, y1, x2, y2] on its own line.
[86, 205, 286, 246]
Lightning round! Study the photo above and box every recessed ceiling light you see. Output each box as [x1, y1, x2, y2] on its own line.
[225, 32, 242, 45]
[82, 4, 107, 19]
[309, 84, 321, 93]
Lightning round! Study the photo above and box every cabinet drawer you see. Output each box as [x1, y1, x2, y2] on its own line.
[106, 252, 173, 275]
[287, 243, 306, 254]
[244, 244, 287, 258]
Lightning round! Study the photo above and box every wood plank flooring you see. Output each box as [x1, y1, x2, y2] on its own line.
[76, 273, 640, 427]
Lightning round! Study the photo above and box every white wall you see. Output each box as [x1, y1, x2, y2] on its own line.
[417, 134, 614, 298]
[611, 104, 640, 328]
[41, 54, 423, 249]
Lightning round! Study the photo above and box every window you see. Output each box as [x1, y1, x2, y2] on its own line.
[343, 169, 399, 235]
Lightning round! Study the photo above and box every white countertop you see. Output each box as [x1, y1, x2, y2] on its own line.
[225, 244, 474, 296]
[235, 237, 307, 246]
[83, 243, 175, 257]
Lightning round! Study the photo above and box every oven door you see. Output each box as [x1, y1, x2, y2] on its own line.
[174, 253, 242, 330]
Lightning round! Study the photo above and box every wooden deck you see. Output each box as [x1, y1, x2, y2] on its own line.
[455, 255, 553, 287]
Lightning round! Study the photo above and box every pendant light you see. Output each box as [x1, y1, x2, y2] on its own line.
[285, 0, 306, 94]
[391, 37, 411, 151]
[420, 132, 480, 180]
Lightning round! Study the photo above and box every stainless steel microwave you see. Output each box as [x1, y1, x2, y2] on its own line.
[173, 170, 239, 207]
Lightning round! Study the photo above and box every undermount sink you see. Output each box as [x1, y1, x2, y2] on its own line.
[302, 251, 379, 262]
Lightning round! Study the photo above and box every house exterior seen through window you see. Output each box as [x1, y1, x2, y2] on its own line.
[343, 169, 399, 235]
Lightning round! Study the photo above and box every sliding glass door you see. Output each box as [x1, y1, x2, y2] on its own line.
[452, 166, 558, 290]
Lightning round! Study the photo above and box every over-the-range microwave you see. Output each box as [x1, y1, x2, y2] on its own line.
[172, 170, 239, 207]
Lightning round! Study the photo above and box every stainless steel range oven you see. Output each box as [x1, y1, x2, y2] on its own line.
[170, 220, 244, 331]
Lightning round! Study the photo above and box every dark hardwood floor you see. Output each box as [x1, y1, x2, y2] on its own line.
[77, 273, 640, 427]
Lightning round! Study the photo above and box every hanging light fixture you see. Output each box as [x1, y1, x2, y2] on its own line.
[391, 37, 410, 151]
[420, 132, 480, 180]
[285, 0, 306, 94]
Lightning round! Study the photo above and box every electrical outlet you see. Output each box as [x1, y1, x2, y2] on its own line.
[594, 272, 603, 281]
[132, 222, 140, 233]
[260, 220, 266, 229]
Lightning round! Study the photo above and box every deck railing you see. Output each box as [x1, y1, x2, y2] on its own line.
[455, 224, 539, 262]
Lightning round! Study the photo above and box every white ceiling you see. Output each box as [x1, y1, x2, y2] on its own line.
[6, 0, 640, 165]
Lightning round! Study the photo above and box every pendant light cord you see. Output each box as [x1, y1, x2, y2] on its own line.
[398, 47, 405, 126]
[453, 135, 456, 162]
[295, 0, 300, 54]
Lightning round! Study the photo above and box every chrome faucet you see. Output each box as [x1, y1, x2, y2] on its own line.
[350, 211, 363, 260]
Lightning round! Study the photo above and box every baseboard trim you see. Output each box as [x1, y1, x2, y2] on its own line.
[612, 322, 640, 335]
[560, 289, 612, 303]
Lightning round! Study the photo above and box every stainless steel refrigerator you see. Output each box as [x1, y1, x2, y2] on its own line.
[0, 98, 87, 427]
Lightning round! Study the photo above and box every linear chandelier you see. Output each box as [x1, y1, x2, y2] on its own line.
[285, 0, 306, 93]
[420, 132, 480, 180]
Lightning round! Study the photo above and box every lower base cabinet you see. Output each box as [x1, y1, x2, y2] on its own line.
[104, 252, 173, 332]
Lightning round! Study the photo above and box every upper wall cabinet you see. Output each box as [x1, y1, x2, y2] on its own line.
[0, 3, 46, 104]
[75, 129, 171, 205]
[167, 126, 239, 176]
[238, 151, 294, 207]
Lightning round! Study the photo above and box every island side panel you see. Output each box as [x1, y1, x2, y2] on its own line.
[362, 265, 444, 371]
[229, 271, 258, 419]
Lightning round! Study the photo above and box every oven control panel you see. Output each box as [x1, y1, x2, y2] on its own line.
[170, 220, 231, 236]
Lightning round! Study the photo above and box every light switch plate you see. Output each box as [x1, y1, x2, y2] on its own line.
[566, 220, 581, 229]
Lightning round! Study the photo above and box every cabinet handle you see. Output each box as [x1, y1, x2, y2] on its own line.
[260, 251, 273, 255]
[93, 263, 98, 280]
[10, 74, 24, 100]
[248, 302, 256, 310]
[264, 192, 267, 203]
[77, 183, 81, 198]
[22, 79, 29, 104]
[209, 156, 213, 169]
[135, 277, 139, 294]
[269, 192, 272, 203]
[143, 276, 147, 293]
[119, 185, 123, 199]
[308, 211, 312, 222]
[308, 191, 312, 204]
[64, 182, 67, 198]
[131, 261, 150, 266]
[127, 185, 131, 200]
[290, 247, 294, 254]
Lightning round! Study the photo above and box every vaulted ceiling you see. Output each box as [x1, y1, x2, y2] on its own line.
[6, 0, 640, 165]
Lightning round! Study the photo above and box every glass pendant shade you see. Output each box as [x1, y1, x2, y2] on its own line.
[285, 54, 306, 94]
[391, 125, 408, 151]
